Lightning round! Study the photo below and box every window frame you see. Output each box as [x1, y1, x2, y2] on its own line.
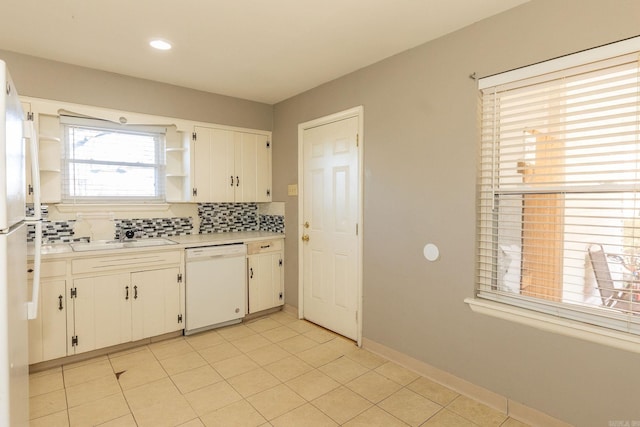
[471, 36, 640, 347]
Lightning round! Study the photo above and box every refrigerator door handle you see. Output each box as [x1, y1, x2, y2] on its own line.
[24, 119, 42, 319]
[23, 119, 41, 221]
[27, 220, 42, 319]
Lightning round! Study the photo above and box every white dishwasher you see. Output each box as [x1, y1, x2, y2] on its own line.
[185, 243, 247, 335]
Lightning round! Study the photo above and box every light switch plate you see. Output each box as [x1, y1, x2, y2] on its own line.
[288, 184, 298, 196]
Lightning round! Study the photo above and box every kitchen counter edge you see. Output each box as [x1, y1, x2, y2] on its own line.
[29, 231, 286, 260]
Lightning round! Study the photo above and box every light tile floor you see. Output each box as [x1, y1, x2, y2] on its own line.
[29, 311, 530, 427]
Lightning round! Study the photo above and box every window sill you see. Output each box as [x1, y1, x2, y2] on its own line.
[55, 203, 172, 213]
[464, 297, 640, 354]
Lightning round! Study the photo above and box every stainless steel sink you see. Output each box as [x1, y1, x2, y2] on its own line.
[70, 238, 177, 252]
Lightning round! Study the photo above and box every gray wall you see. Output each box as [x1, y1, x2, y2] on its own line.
[0, 49, 272, 131]
[273, 1, 640, 425]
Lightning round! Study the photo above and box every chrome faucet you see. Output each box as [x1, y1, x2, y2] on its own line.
[120, 229, 136, 242]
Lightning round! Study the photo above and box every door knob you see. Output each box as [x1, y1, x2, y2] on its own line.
[301, 234, 310, 242]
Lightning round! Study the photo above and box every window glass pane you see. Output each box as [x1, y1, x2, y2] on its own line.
[68, 127, 158, 163]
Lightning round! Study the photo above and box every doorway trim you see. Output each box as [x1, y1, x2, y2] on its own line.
[297, 106, 364, 346]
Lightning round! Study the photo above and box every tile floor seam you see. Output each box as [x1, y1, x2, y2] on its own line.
[108, 346, 141, 427]
[372, 402, 414, 426]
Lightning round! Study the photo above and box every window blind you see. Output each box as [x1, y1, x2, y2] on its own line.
[477, 37, 640, 336]
[60, 115, 166, 203]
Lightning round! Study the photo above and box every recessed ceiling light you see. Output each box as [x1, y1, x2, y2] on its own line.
[150, 39, 172, 50]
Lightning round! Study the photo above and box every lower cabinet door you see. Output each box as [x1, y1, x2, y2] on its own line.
[71, 273, 132, 354]
[131, 267, 181, 341]
[248, 252, 283, 314]
[28, 279, 67, 364]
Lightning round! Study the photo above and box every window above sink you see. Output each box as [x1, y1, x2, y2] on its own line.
[61, 116, 167, 204]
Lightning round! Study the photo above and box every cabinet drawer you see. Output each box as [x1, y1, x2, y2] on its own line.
[247, 239, 282, 255]
[72, 250, 182, 275]
[28, 260, 66, 278]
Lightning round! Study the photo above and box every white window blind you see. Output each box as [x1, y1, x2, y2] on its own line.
[477, 37, 640, 336]
[61, 116, 166, 203]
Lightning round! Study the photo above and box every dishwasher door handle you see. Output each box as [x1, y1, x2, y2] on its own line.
[190, 254, 243, 261]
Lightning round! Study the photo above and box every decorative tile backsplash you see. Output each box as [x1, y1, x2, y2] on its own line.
[198, 203, 259, 233]
[28, 220, 90, 243]
[198, 203, 284, 234]
[259, 214, 285, 233]
[115, 217, 193, 239]
[26, 202, 283, 243]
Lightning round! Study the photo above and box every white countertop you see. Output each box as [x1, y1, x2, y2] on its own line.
[30, 231, 285, 260]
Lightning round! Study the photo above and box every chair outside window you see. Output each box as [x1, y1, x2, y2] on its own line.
[587, 244, 636, 313]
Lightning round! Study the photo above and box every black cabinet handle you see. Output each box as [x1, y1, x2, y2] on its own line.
[58, 295, 63, 311]
[250, 267, 253, 279]
[230, 176, 234, 186]
[134, 285, 138, 299]
[125, 286, 129, 300]
[236, 176, 239, 187]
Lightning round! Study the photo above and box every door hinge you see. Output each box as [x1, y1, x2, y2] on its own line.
[192, 132, 197, 141]
[356, 223, 359, 236]
[71, 335, 78, 347]
[27, 112, 34, 121]
[356, 133, 359, 147]
[177, 273, 183, 283]
[266, 140, 271, 148]
[279, 259, 283, 267]
[178, 314, 183, 323]
[355, 311, 358, 321]
[192, 188, 198, 197]
[28, 184, 34, 195]
[70, 287, 77, 298]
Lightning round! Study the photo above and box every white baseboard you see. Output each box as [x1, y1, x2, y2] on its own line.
[361, 337, 572, 427]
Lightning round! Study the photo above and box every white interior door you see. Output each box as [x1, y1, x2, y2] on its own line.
[299, 108, 362, 342]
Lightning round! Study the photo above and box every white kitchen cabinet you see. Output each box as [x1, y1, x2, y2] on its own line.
[247, 240, 284, 314]
[235, 131, 272, 203]
[131, 267, 182, 341]
[27, 260, 68, 364]
[68, 250, 184, 355]
[191, 126, 272, 202]
[70, 273, 132, 354]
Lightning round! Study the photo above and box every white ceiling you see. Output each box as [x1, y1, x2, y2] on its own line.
[0, 0, 527, 104]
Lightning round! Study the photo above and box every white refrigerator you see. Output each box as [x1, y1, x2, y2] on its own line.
[0, 60, 41, 427]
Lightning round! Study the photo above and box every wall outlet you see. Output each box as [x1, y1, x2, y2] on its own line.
[287, 184, 298, 196]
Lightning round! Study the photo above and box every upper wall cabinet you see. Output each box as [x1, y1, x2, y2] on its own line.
[191, 126, 272, 203]
[20, 96, 272, 204]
